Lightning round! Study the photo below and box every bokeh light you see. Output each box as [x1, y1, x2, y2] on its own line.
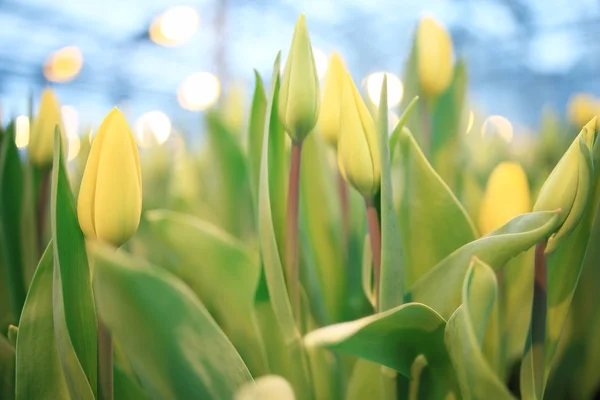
[61, 105, 79, 137]
[43, 46, 83, 83]
[15, 115, 30, 149]
[178, 72, 221, 111]
[67, 134, 81, 161]
[150, 6, 199, 47]
[135, 110, 172, 147]
[482, 115, 514, 143]
[465, 110, 474, 134]
[365, 72, 403, 108]
[313, 48, 328, 80]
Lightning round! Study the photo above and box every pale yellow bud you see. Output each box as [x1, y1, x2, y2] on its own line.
[417, 17, 454, 99]
[567, 93, 599, 128]
[317, 52, 347, 148]
[337, 73, 381, 197]
[29, 88, 66, 166]
[77, 108, 142, 246]
[478, 162, 531, 234]
[279, 14, 320, 142]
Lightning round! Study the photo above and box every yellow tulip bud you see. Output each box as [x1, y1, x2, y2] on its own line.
[567, 93, 599, 128]
[279, 14, 320, 142]
[77, 108, 142, 246]
[317, 52, 347, 148]
[29, 88, 66, 166]
[417, 17, 454, 99]
[337, 73, 381, 197]
[478, 162, 531, 235]
[534, 117, 597, 252]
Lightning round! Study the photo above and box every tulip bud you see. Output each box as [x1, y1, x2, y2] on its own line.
[279, 14, 320, 142]
[478, 162, 531, 235]
[337, 73, 381, 197]
[534, 117, 597, 252]
[77, 108, 142, 246]
[416, 17, 454, 99]
[317, 52, 347, 148]
[567, 93, 599, 128]
[29, 88, 65, 166]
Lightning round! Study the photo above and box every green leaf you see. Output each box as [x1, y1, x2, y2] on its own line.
[146, 209, 268, 376]
[91, 243, 253, 399]
[345, 360, 382, 400]
[389, 96, 419, 163]
[445, 258, 514, 399]
[16, 243, 68, 399]
[409, 210, 561, 319]
[205, 110, 253, 238]
[304, 302, 446, 378]
[397, 127, 477, 288]
[431, 60, 468, 191]
[248, 70, 268, 200]
[399, 33, 427, 151]
[300, 132, 344, 322]
[0, 334, 15, 400]
[0, 124, 27, 322]
[114, 363, 150, 400]
[378, 75, 405, 310]
[257, 53, 312, 397]
[50, 129, 97, 399]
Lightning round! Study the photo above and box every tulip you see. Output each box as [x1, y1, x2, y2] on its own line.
[417, 17, 454, 100]
[77, 108, 142, 247]
[479, 162, 531, 235]
[534, 117, 597, 252]
[29, 88, 65, 166]
[338, 72, 381, 197]
[567, 93, 599, 128]
[317, 52, 347, 148]
[279, 14, 320, 142]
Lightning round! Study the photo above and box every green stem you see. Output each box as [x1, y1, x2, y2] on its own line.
[364, 196, 381, 311]
[286, 140, 303, 326]
[420, 98, 432, 155]
[98, 318, 114, 400]
[531, 240, 547, 397]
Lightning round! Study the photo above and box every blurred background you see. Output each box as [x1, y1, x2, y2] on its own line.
[1, 0, 600, 146]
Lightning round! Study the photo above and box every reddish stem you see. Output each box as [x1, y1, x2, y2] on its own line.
[286, 141, 303, 324]
[337, 169, 350, 250]
[365, 196, 382, 310]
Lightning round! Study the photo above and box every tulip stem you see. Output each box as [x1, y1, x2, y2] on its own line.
[337, 169, 350, 250]
[286, 140, 303, 326]
[98, 319, 113, 400]
[421, 99, 432, 155]
[36, 168, 51, 256]
[365, 196, 381, 310]
[530, 240, 547, 393]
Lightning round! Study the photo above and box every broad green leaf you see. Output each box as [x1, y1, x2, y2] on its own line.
[235, 375, 295, 400]
[254, 299, 293, 380]
[431, 60, 468, 191]
[304, 302, 447, 378]
[114, 363, 150, 400]
[16, 243, 68, 399]
[248, 70, 268, 200]
[205, 110, 254, 239]
[397, 127, 477, 288]
[409, 210, 561, 319]
[50, 129, 97, 399]
[378, 75, 404, 310]
[146, 209, 268, 376]
[0, 124, 27, 322]
[300, 132, 344, 322]
[445, 258, 514, 399]
[92, 243, 253, 399]
[346, 360, 381, 400]
[257, 53, 312, 398]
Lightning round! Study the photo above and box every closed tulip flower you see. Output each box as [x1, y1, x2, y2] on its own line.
[77, 108, 142, 246]
[417, 16, 454, 100]
[29, 88, 65, 166]
[279, 14, 320, 142]
[479, 162, 531, 235]
[317, 52, 347, 148]
[534, 117, 597, 252]
[338, 73, 381, 197]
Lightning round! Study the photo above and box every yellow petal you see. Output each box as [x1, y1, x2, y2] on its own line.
[317, 52, 346, 148]
[478, 162, 531, 234]
[29, 88, 65, 166]
[93, 109, 142, 246]
[417, 17, 454, 99]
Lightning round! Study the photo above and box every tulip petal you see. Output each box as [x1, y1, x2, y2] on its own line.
[93, 110, 142, 246]
[318, 52, 346, 147]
